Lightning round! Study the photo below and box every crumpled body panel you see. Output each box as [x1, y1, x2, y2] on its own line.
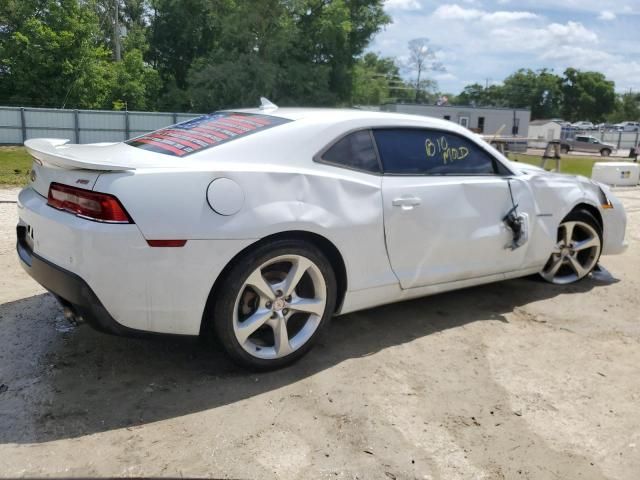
[96, 166, 397, 294]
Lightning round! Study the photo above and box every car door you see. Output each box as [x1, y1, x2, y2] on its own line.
[374, 128, 536, 289]
[589, 137, 604, 152]
[574, 136, 593, 153]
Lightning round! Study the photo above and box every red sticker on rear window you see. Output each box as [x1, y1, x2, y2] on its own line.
[126, 112, 291, 157]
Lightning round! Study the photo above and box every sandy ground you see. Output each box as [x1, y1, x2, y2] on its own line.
[0, 186, 639, 480]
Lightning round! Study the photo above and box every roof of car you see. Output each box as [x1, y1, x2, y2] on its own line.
[228, 107, 469, 134]
[231, 106, 445, 123]
[530, 119, 561, 126]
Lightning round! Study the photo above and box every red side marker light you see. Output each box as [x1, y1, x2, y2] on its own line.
[146, 239, 187, 247]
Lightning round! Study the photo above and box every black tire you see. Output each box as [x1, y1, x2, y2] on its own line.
[210, 239, 337, 371]
[600, 148, 611, 157]
[560, 145, 570, 154]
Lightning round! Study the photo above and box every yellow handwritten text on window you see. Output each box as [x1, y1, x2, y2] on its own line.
[425, 136, 469, 164]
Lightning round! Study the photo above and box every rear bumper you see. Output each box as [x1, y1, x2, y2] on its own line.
[16, 186, 255, 335]
[17, 225, 143, 336]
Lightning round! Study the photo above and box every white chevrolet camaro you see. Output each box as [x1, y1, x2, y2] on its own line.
[17, 103, 627, 369]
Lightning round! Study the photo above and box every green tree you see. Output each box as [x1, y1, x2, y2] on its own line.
[183, 0, 389, 111]
[0, 0, 394, 112]
[148, 0, 231, 90]
[108, 49, 161, 110]
[0, 0, 114, 108]
[561, 68, 615, 122]
[607, 92, 640, 123]
[334, 0, 391, 103]
[452, 83, 504, 107]
[453, 83, 486, 106]
[184, 0, 333, 111]
[352, 52, 410, 105]
[94, 0, 151, 57]
[502, 68, 562, 119]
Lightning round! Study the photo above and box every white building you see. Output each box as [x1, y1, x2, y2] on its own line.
[528, 120, 562, 148]
[380, 103, 530, 137]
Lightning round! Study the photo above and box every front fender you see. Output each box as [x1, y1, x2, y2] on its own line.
[530, 173, 627, 256]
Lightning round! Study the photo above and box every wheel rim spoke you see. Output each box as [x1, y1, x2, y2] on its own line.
[563, 222, 576, 245]
[545, 256, 564, 277]
[246, 270, 276, 301]
[282, 257, 312, 297]
[573, 236, 598, 251]
[236, 308, 272, 344]
[272, 314, 292, 356]
[542, 218, 600, 284]
[568, 255, 588, 278]
[289, 297, 325, 316]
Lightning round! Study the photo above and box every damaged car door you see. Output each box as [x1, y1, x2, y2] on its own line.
[375, 128, 536, 289]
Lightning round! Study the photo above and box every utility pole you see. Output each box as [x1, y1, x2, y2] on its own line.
[114, 0, 121, 61]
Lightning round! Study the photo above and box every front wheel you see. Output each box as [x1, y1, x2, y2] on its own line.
[211, 240, 337, 370]
[600, 148, 611, 157]
[540, 210, 602, 284]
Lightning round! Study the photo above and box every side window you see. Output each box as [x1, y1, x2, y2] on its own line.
[372, 128, 499, 175]
[320, 130, 380, 173]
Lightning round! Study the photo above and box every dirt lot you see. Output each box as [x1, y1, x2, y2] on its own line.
[0, 186, 639, 480]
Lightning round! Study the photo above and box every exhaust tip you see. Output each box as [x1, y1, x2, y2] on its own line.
[62, 305, 84, 325]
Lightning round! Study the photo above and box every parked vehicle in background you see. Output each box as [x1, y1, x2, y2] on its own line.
[571, 121, 595, 130]
[615, 121, 640, 132]
[561, 135, 616, 156]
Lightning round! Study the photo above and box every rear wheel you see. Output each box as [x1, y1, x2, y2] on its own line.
[211, 240, 337, 370]
[600, 148, 611, 157]
[560, 145, 570, 154]
[540, 210, 602, 285]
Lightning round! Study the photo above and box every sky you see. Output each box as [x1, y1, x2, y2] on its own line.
[370, 0, 640, 94]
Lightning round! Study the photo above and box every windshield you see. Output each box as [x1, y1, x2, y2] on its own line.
[126, 112, 291, 157]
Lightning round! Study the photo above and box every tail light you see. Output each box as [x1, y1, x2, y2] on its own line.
[47, 183, 133, 224]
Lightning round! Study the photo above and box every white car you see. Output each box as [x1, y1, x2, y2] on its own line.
[17, 103, 628, 369]
[615, 121, 640, 132]
[571, 121, 595, 130]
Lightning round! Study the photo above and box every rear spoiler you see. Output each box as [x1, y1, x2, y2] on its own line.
[24, 138, 135, 171]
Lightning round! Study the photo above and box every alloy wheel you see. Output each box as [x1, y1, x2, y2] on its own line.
[232, 254, 327, 359]
[540, 220, 601, 284]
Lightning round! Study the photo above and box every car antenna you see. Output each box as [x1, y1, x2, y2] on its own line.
[259, 97, 278, 112]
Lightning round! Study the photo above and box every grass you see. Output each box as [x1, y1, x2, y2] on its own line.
[0, 146, 32, 186]
[508, 152, 605, 177]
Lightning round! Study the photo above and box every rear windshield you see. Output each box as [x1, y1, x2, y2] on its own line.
[126, 112, 291, 157]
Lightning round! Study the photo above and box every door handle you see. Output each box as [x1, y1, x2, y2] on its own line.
[392, 196, 421, 208]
